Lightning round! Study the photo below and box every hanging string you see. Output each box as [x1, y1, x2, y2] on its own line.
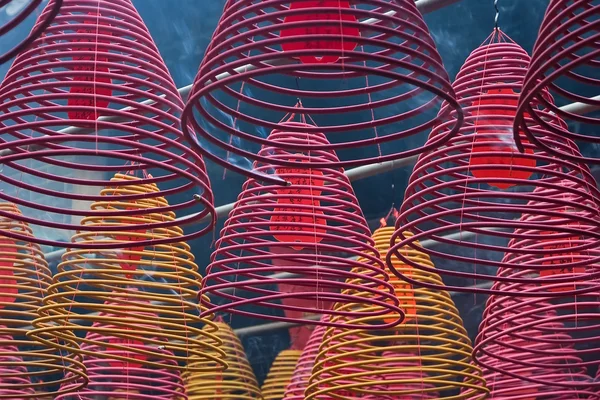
[494, 0, 499, 30]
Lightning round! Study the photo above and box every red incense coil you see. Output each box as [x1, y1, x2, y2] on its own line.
[0, 202, 86, 398]
[0, 0, 62, 64]
[514, 0, 600, 165]
[390, 30, 600, 296]
[200, 117, 404, 329]
[283, 315, 329, 400]
[181, 0, 462, 184]
[55, 321, 186, 400]
[359, 351, 439, 400]
[30, 176, 226, 372]
[469, 283, 600, 398]
[0, 0, 214, 249]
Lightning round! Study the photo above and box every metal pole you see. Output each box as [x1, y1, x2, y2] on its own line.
[41, 88, 598, 262]
[558, 94, 600, 116]
[215, 227, 511, 295]
[414, 0, 464, 14]
[233, 280, 495, 336]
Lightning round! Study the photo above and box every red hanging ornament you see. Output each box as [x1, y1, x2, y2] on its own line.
[270, 149, 327, 250]
[468, 87, 536, 189]
[0, 238, 17, 308]
[280, 0, 360, 64]
[67, 12, 112, 121]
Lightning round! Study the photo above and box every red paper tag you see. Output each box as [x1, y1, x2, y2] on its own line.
[0, 238, 18, 308]
[469, 88, 536, 190]
[280, 0, 360, 64]
[114, 206, 145, 278]
[68, 13, 112, 121]
[540, 235, 584, 292]
[107, 333, 146, 369]
[270, 160, 327, 250]
[380, 280, 416, 324]
[393, 282, 416, 321]
[537, 209, 584, 292]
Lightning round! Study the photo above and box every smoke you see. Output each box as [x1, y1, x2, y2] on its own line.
[2, 0, 45, 17]
[199, 93, 254, 172]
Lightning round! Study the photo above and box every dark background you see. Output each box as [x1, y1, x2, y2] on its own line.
[1, 0, 599, 385]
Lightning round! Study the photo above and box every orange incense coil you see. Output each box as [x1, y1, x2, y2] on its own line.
[306, 227, 488, 399]
[0, 202, 86, 398]
[183, 321, 260, 399]
[30, 174, 226, 372]
[261, 349, 302, 400]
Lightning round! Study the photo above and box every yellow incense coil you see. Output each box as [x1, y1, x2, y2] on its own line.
[0, 203, 87, 398]
[183, 321, 260, 399]
[30, 174, 226, 372]
[261, 349, 302, 400]
[306, 227, 489, 399]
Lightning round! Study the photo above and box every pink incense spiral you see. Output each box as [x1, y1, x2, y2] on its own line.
[56, 318, 186, 399]
[469, 285, 600, 398]
[201, 116, 404, 329]
[514, 0, 600, 165]
[284, 316, 329, 399]
[181, 0, 461, 183]
[390, 29, 600, 296]
[0, 0, 215, 249]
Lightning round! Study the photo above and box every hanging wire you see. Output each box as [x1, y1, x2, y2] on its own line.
[494, 0, 499, 30]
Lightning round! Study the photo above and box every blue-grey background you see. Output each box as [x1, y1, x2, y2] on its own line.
[1, 0, 599, 385]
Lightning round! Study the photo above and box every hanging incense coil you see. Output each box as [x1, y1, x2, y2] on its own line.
[468, 214, 600, 396]
[514, 0, 600, 165]
[30, 175, 226, 372]
[181, 0, 462, 183]
[0, 0, 214, 249]
[391, 30, 600, 296]
[183, 321, 260, 400]
[286, 317, 388, 399]
[0, 0, 62, 64]
[0, 202, 86, 398]
[468, 283, 600, 398]
[55, 327, 187, 400]
[283, 316, 329, 400]
[359, 350, 439, 400]
[306, 227, 488, 399]
[200, 117, 403, 329]
[262, 349, 302, 400]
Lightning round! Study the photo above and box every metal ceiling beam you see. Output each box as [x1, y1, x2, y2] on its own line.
[233, 280, 494, 336]
[42, 87, 599, 262]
